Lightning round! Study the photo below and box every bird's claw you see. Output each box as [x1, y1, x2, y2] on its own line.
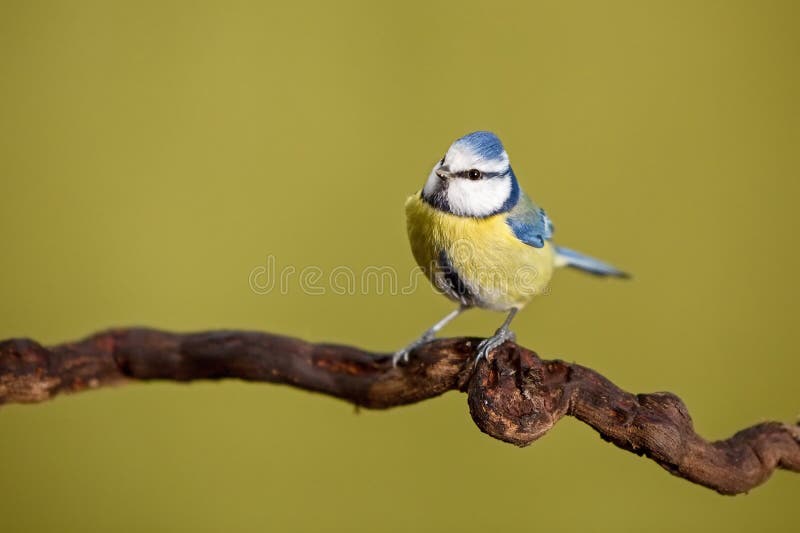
[392, 333, 435, 367]
[391, 349, 411, 367]
[474, 329, 516, 365]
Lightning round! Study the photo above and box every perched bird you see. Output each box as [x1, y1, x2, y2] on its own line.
[394, 131, 628, 365]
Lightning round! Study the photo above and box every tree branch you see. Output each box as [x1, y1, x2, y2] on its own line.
[1, 328, 797, 495]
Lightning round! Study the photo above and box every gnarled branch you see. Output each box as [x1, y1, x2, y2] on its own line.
[0, 328, 797, 495]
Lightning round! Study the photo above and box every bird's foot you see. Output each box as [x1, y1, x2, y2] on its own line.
[474, 328, 516, 364]
[392, 332, 435, 367]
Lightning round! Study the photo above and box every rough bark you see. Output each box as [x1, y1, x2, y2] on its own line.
[1, 328, 797, 495]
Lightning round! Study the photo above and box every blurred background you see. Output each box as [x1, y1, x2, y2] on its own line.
[1, 1, 798, 531]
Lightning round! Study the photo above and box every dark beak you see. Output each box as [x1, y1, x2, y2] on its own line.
[436, 167, 452, 180]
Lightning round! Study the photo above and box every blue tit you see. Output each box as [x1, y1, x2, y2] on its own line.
[394, 131, 628, 365]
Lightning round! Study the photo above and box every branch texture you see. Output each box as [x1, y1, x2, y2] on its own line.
[1, 328, 797, 495]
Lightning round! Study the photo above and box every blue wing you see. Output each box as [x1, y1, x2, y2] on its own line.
[506, 192, 554, 249]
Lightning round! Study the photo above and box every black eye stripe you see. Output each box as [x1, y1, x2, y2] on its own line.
[454, 170, 505, 179]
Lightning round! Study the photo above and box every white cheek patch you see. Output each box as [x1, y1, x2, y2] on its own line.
[446, 176, 512, 217]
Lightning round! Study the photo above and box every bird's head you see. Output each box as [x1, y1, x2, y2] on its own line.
[421, 131, 519, 217]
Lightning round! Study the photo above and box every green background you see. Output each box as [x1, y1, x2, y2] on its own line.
[1, 1, 798, 531]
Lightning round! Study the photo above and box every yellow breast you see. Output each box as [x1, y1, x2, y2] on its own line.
[405, 192, 554, 311]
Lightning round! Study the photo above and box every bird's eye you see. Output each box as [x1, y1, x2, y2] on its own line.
[467, 169, 482, 180]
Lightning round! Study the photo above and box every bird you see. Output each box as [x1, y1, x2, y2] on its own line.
[394, 131, 628, 366]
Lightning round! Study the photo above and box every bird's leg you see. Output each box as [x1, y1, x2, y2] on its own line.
[475, 307, 519, 363]
[392, 305, 469, 366]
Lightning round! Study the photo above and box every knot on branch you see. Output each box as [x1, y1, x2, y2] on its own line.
[467, 344, 570, 446]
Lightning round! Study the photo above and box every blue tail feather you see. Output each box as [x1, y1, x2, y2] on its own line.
[555, 246, 630, 278]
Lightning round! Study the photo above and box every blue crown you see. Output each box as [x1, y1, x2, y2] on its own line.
[454, 131, 506, 160]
